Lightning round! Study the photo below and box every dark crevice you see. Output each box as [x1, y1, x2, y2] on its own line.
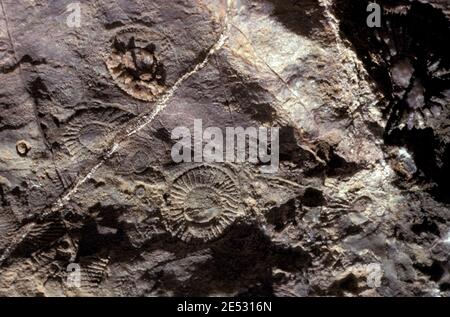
[334, 0, 450, 202]
[414, 261, 445, 282]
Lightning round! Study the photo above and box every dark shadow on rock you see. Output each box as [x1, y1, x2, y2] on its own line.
[264, 0, 331, 42]
[334, 0, 450, 203]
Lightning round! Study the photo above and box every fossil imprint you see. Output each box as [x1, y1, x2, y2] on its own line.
[106, 26, 170, 102]
[62, 107, 131, 157]
[376, 7, 450, 132]
[162, 165, 243, 242]
[337, 1, 450, 132]
[0, 209, 18, 251]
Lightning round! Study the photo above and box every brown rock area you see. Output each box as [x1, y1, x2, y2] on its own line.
[0, 0, 449, 296]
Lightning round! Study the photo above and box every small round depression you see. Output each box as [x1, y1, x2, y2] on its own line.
[130, 150, 149, 174]
[78, 123, 108, 154]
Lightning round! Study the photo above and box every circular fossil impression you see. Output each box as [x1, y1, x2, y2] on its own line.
[62, 108, 131, 157]
[112, 137, 157, 176]
[16, 140, 31, 156]
[64, 119, 110, 156]
[162, 165, 242, 242]
[106, 27, 169, 101]
[77, 123, 109, 154]
[129, 150, 150, 174]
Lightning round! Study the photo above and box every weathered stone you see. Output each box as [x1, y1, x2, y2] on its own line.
[0, 0, 449, 297]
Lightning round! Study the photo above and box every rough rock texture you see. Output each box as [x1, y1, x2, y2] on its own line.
[0, 0, 449, 296]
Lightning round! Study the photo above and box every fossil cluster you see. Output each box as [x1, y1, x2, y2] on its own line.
[0, 0, 449, 297]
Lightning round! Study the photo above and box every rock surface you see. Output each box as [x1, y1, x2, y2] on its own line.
[0, 0, 449, 296]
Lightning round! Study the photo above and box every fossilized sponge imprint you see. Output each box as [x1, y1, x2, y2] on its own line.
[162, 165, 242, 242]
[106, 26, 168, 101]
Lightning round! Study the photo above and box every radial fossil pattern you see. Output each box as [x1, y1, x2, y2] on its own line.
[0, 209, 18, 251]
[112, 134, 158, 176]
[106, 26, 169, 101]
[62, 108, 132, 158]
[335, 0, 450, 132]
[79, 256, 109, 293]
[15, 220, 66, 254]
[378, 10, 449, 132]
[335, 0, 450, 202]
[162, 165, 242, 242]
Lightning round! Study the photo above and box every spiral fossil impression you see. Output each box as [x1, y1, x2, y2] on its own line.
[162, 165, 242, 242]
